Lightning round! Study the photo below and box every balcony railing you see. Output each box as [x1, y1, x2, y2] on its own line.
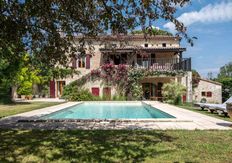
[136, 58, 191, 71]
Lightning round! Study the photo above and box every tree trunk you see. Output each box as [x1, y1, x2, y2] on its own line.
[11, 86, 17, 101]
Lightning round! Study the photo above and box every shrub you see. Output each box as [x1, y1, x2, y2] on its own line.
[66, 89, 94, 101]
[62, 83, 95, 101]
[162, 81, 186, 105]
[17, 81, 33, 95]
[102, 94, 111, 101]
[112, 94, 126, 101]
[200, 98, 207, 103]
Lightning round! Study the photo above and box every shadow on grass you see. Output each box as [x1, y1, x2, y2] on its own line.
[0, 130, 175, 162]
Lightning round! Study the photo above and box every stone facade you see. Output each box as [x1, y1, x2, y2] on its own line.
[193, 79, 222, 103]
[52, 35, 193, 102]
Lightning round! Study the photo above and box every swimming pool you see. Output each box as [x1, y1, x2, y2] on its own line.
[41, 102, 175, 119]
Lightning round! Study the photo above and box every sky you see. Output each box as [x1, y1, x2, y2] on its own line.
[159, 0, 232, 78]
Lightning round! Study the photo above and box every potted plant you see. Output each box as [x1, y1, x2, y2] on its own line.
[226, 102, 232, 119]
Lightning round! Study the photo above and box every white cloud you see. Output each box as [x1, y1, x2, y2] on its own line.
[164, 2, 232, 33]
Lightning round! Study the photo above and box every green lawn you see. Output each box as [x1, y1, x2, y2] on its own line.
[0, 102, 65, 118]
[177, 103, 232, 122]
[0, 130, 232, 162]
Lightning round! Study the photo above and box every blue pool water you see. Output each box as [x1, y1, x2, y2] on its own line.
[41, 102, 175, 119]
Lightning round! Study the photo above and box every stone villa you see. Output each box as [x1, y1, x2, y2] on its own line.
[50, 34, 196, 102]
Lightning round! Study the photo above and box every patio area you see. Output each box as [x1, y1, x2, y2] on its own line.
[0, 101, 231, 130]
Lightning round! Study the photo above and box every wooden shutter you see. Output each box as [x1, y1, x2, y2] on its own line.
[92, 87, 99, 96]
[49, 80, 55, 98]
[182, 95, 186, 103]
[86, 54, 90, 69]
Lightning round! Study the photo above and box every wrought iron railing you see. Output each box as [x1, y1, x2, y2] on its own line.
[136, 57, 191, 71]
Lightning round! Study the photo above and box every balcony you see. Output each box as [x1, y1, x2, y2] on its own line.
[136, 58, 191, 71]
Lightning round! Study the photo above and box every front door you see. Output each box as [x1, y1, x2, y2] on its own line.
[57, 81, 65, 97]
[142, 83, 162, 101]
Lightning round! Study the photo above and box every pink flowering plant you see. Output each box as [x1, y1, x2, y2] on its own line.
[65, 63, 186, 100]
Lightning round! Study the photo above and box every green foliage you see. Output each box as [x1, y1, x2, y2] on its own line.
[15, 54, 42, 96]
[45, 67, 80, 81]
[0, 79, 12, 104]
[62, 84, 95, 101]
[200, 98, 207, 103]
[127, 68, 185, 100]
[132, 28, 173, 36]
[112, 94, 126, 101]
[216, 77, 232, 102]
[17, 81, 33, 96]
[192, 69, 201, 89]
[218, 62, 232, 79]
[65, 66, 186, 100]
[41, 85, 49, 97]
[216, 62, 232, 102]
[162, 81, 186, 105]
[1, 0, 192, 72]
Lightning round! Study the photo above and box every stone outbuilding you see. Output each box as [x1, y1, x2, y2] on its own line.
[193, 78, 222, 103]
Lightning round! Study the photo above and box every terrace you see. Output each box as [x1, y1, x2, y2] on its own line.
[100, 47, 191, 71]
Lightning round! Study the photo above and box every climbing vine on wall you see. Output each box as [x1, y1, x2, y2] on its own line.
[64, 64, 186, 100]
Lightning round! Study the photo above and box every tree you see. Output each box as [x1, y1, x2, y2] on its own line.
[217, 77, 232, 102]
[1, 0, 193, 101]
[218, 62, 232, 79]
[0, 52, 79, 101]
[162, 81, 186, 105]
[216, 62, 232, 102]
[192, 69, 201, 90]
[1, 0, 192, 69]
[207, 72, 214, 80]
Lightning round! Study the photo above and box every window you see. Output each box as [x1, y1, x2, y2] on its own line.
[78, 57, 86, 68]
[201, 92, 206, 96]
[207, 92, 212, 97]
[144, 43, 148, 47]
[162, 43, 166, 47]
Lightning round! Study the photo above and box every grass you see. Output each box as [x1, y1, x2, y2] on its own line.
[0, 102, 65, 118]
[177, 103, 232, 122]
[0, 129, 232, 162]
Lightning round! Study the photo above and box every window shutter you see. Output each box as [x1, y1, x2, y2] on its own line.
[86, 54, 91, 69]
[92, 87, 100, 96]
[50, 80, 55, 98]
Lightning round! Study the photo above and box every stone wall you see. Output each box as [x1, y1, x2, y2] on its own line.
[53, 35, 191, 99]
[193, 79, 222, 103]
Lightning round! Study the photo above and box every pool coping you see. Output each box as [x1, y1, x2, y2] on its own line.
[0, 101, 232, 130]
[15, 101, 192, 122]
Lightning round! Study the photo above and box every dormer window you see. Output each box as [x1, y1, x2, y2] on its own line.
[162, 43, 166, 47]
[144, 43, 148, 47]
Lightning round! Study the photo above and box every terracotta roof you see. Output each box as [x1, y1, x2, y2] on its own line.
[100, 47, 186, 52]
[200, 78, 222, 86]
[75, 34, 181, 41]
